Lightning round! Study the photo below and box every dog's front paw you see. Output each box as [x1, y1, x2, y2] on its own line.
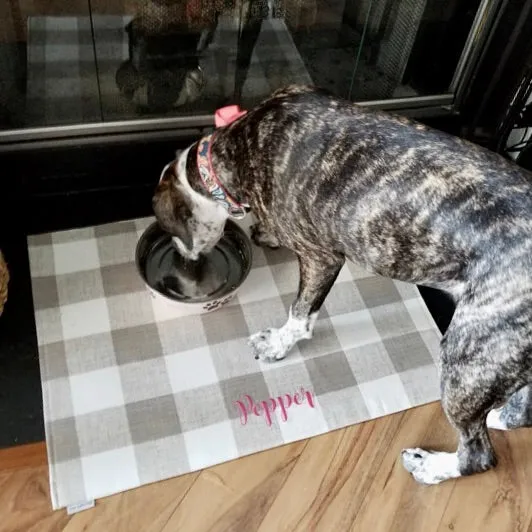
[248, 328, 288, 362]
[401, 448, 460, 485]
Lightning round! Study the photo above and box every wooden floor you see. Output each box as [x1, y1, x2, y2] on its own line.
[1, 402, 532, 532]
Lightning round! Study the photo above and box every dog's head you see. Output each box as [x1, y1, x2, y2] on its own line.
[152, 147, 228, 261]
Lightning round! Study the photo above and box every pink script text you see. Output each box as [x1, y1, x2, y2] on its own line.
[234, 387, 316, 427]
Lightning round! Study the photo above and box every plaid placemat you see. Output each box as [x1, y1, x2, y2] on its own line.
[26, 14, 312, 127]
[28, 216, 441, 511]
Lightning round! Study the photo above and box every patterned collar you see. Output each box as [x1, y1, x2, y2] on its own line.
[196, 133, 249, 219]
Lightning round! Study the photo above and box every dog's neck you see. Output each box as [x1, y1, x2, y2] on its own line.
[184, 135, 249, 219]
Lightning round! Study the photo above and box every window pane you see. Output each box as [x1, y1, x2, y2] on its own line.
[343, 0, 483, 101]
[91, 0, 483, 120]
[0, 0, 100, 129]
[0, 0, 485, 130]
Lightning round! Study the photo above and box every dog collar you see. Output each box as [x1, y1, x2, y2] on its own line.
[196, 133, 249, 219]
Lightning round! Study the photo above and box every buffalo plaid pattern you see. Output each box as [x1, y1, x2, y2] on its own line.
[28, 216, 441, 510]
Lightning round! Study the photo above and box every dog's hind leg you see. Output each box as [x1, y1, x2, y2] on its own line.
[487, 384, 532, 430]
[248, 252, 343, 362]
[250, 222, 280, 249]
[402, 315, 505, 484]
[402, 368, 498, 484]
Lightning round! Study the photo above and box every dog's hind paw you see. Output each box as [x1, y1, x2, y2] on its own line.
[401, 448, 461, 484]
[486, 408, 510, 430]
[250, 224, 280, 249]
[248, 328, 288, 362]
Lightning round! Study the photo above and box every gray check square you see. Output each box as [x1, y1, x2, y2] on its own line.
[420, 329, 441, 362]
[56, 269, 105, 306]
[42, 377, 75, 421]
[317, 387, 370, 430]
[210, 338, 266, 380]
[280, 292, 297, 315]
[32, 276, 59, 310]
[126, 395, 181, 444]
[324, 281, 366, 317]
[264, 246, 296, 265]
[106, 291, 155, 330]
[298, 318, 342, 359]
[76, 406, 132, 456]
[249, 245, 268, 268]
[346, 261, 373, 280]
[46, 417, 81, 463]
[355, 276, 402, 308]
[394, 280, 420, 300]
[157, 315, 207, 355]
[344, 342, 396, 384]
[305, 351, 357, 396]
[112, 324, 163, 364]
[28, 244, 55, 277]
[219, 372, 271, 421]
[241, 297, 287, 336]
[174, 383, 228, 431]
[120, 358, 173, 403]
[201, 304, 249, 345]
[95, 220, 137, 237]
[262, 359, 314, 398]
[134, 435, 190, 485]
[370, 302, 418, 339]
[134, 217, 155, 233]
[269, 261, 300, 295]
[399, 364, 440, 405]
[97, 232, 140, 267]
[35, 307, 63, 345]
[40, 341, 68, 381]
[100, 262, 145, 297]
[383, 332, 434, 373]
[52, 227, 95, 244]
[230, 416, 284, 455]
[29, 233, 52, 246]
[64, 332, 116, 375]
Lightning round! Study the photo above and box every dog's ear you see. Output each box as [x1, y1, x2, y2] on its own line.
[152, 163, 194, 249]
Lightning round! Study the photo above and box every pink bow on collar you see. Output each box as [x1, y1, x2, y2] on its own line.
[214, 105, 247, 127]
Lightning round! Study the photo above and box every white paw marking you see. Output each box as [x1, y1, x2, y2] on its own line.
[401, 448, 461, 484]
[486, 408, 509, 431]
[248, 309, 318, 362]
[248, 328, 287, 361]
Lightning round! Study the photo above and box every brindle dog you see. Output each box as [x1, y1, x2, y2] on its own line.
[152, 85, 532, 485]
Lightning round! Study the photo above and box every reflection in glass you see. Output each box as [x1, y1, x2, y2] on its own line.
[101, 0, 313, 120]
[1, 0, 99, 129]
[0, 0, 483, 130]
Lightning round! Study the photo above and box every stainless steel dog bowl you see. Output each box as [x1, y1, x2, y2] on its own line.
[135, 220, 252, 312]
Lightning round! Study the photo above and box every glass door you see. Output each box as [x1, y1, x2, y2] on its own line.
[0, 0, 98, 129]
[90, 0, 316, 121]
[0, 0, 498, 136]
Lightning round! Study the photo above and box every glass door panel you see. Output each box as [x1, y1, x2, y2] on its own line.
[344, 0, 483, 101]
[0, 0, 99, 129]
[91, 0, 314, 121]
[90, 0, 485, 122]
[0, 0, 492, 132]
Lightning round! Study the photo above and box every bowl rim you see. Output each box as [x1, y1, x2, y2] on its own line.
[135, 219, 253, 306]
